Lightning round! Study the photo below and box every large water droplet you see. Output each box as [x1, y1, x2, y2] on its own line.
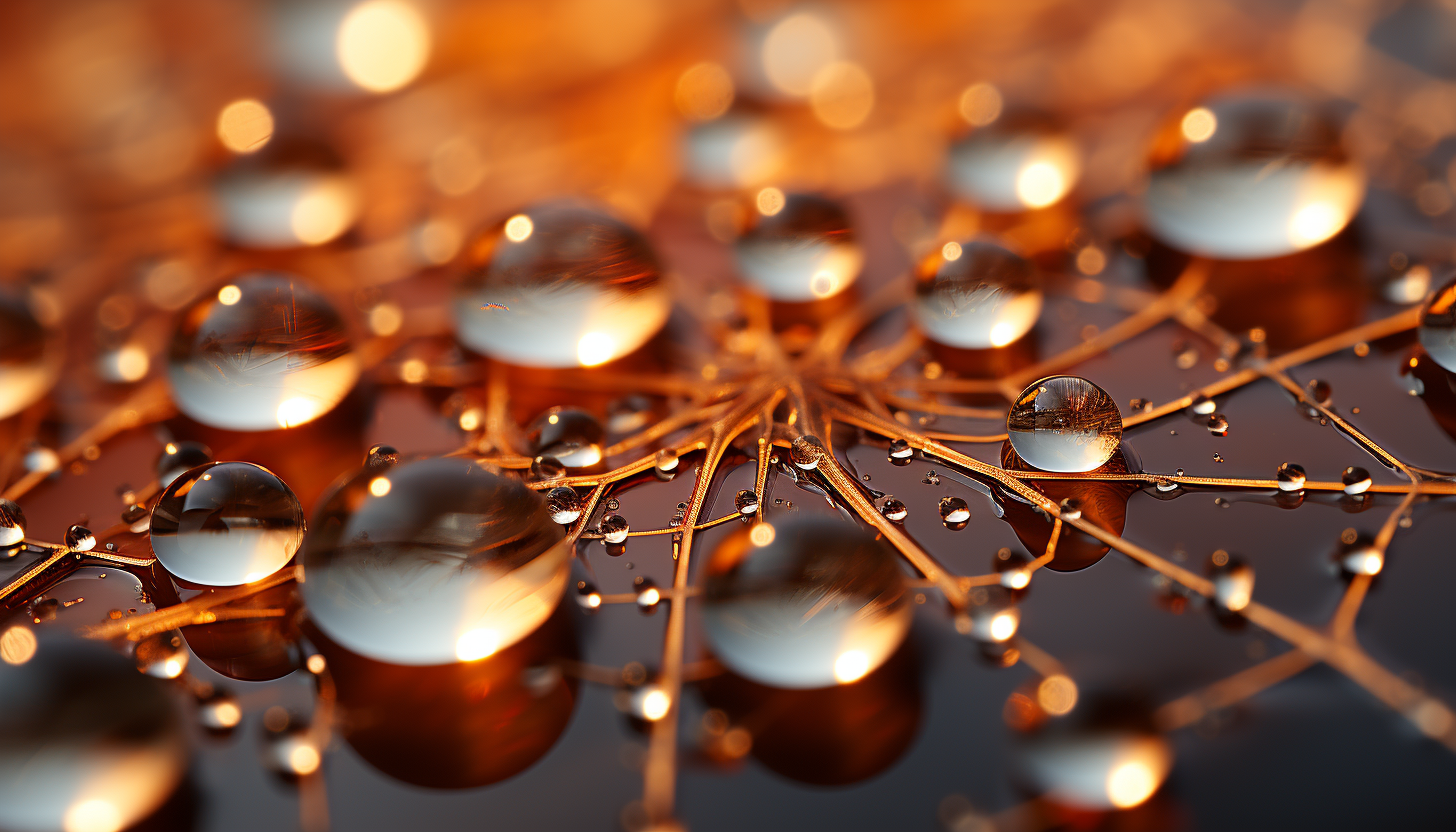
[702, 517, 912, 689]
[168, 273, 359, 431]
[887, 438, 913, 463]
[1015, 695, 1173, 810]
[1143, 91, 1364, 259]
[947, 112, 1081, 211]
[1007, 376, 1122, 472]
[733, 193, 863, 301]
[301, 457, 570, 665]
[546, 487, 583, 525]
[1418, 274, 1456, 373]
[0, 635, 187, 832]
[879, 498, 908, 522]
[212, 141, 360, 248]
[527, 407, 604, 470]
[0, 289, 63, 420]
[0, 500, 23, 550]
[149, 461, 304, 587]
[912, 240, 1043, 349]
[452, 203, 670, 368]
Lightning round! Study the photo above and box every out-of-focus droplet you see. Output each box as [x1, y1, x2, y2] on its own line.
[967, 588, 1020, 642]
[630, 684, 672, 721]
[1211, 557, 1254, 611]
[1206, 413, 1229, 436]
[168, 274, 359, 431]
[1143, 91, 1365, 259]
[23, 446, 59, 476]
[653, 448, 680, 480]
[0, 636, 186, 832]
[0, 499, 27, 549]
[1341, 466, 1371, 495]
[272, 0, 431, 94]
[0, 289, 64, 420]
[135, 630, 189, 679]
[601, 514, 629, 544]
[213, 143, 360, 248]
[959, 82, 1003, 127]
[947, 113, 1081, 211]
[1342, 545, 1384, 576]
[887, 438, 913, 463]
[217, 99, 275, 154]
[453, 203, 670, 368]
[939, 496, 970, 527]
[734, 193, 862, 301]
[809, 61, 874, 130]
[576, 582, 603, 610]
[65, 524, 95, 552]
[683, 110, 785, 189]
[753, 10, 841, 99]
[262, 715, 323, 777]
[1007, 376, 1122, 473]
[1276, 462, 1306, 492]
[635, 578, 661, 611]
[198, 688, 242, 732]
[1015, 696, 1173, 810]
[95, 342, 150, 384]
[156, 440, 212, 487]
[675, 62, 735, 122]
[531, 455, 566, 481]
[527, 407, 605, 470]
[1058, 498, 1082, 522]
[150, 462, 305, 587]
[365, 444, 399, 470]
[1189, 393, 1216, 415]
[606, 395, 656, 434]
[880, 498, 908, 522]
[1418, 274, 1456, 373]
[546, 487, 583, 526]
[735, 490, 760, 516]
[302, 457, 569, 665]
[703, 517, 911, 688]
[790, 435, 825, 470]
[912, 240, 1043, 349]
[1305, 378, 1333, 406]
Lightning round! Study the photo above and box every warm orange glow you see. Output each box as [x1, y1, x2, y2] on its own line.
[755, 187, 785, 216]
[290, 180, 357, 245]
[217, 99, 274, 153]
[1037, 674, 1078, 715]
[289, 744, 322, 775]
[400, 358, 428, 384]
[0, 626, 37, 665]
[306, 654, 328, 674]
[504, 214, 534, 242]
[217, 285, 242, 305]
[959, 82, 1003, 126]
[761, 13, 838, 97]
[113, 344, 149, 382]
[63, 799, 123, 832]
[941, 241, 963, 261]
[456, 628, 500, 661]
[833, 650, 871, 683]
[1287, 201, 1346, 248]
[369, 476, 392, 497]
[1016, 161, 1068, 208]
[988, 610, 1019, 642]
[1180, 107, 1217, 143]
[675, 62, 734, 122]
[577, 332, 617, 366]
[749, 523, 776, 547]
[276, 397, 325, 428]
[1106, 760, 1159, 808]
[368, 302, 403, 336]
[336, 0, 431, 94]
[810, 61, 874, 130]
[637, 686, 671, 721]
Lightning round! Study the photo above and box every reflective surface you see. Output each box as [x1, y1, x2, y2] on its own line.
[733, 192, 863, 301]
[1006, 376, 1123, 473]
[912, 240, 1042, 349]
[150, 461, 305, 587]
[946, 113, 1080, 211]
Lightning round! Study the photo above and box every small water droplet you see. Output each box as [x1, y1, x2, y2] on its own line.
[605, 497, 620, 511]
[1213, 453, 1224, 463]
[923, 470, 941, 485]
[939, 496, 971, 527]
[531, 455, 566, 480]
[365, 444, 399, 470]
[734, 490, 760, 516]
[1206, 413, 1229, 436]
[1189, 394, 1216, 415]
[1211, 557, 1254, 611]
[528, 407, 604, 470]
[880, 498, 908, 522]
[546, 487, 583, 525]
[1058, 498, 1082, 521]
[135, 629, 188, 679]
[1130, 398, 1153, 413]
[790, 435, 824, 470]
[198, 688, 242, 732]
[888, 438, 913, 463]
[65, 525, 95, 552]
[601, 514, 629, 544]
[1341, 466, 1372, 495]
[1305, 378, 1332, 406]
[653, 448, 679, 480]
[1276, 462, 1306, 492]
[575, 582, 603, 609]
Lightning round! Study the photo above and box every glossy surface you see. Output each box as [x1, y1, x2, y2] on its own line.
[912, 240, 1042, 348]
[734, 193, 863, 301]
[149, 461, 305, 586]
[1007, 376, 1124, 473]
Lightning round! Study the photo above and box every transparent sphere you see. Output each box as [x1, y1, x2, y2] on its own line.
[912, 240, 1043, 349]
[683, 111, 784, 189]
[213, 142, 360, 248]
[0, 289, 63, 420]
[150, 461, 305, 587]
[946, 114, 1081, 211]
[702, 516, 912, 689]
[1419, 274, 1456, 373]
[301, 456, 571, 665]
[451, 203, 670, 368]
[1015, 696, 1172, 810]
[526, 407, 605, 470]
[1007, 376, 1122, 473]
[733, 192, 863, 301]
[1143, 91, 1365, 259]
[168, 273, 360, 431]
[0, 635, 187, 832]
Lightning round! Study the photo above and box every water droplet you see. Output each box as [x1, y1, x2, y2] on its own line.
[923, 470, 941, 485]
[683, 111, 783, 190]
[575, 582, 603, 609]
[1155, 479, 1178, 493]
[1211, 557, 1254, 611]
[735, 490, 760, 515]
[947, 113, 1080, 210]
[365, 444, 400, 470]
[452, 203, 670, 368]
[1341, 466, 1372, 495]
[911, 240, 1042, 348]
[879, 498, 908, 522]
[634, 578, 662, 612]
[153, 441, 212, 489]
[301, 457, 569, 665]
[601, 514, 630, 544]
[0, 499, 27, 550]
[0, 289, 63, 420]
[262, 715, 323, 777]
[1213, 453, 1224, 463]
[605, 497, 621, 511]
[734, 193, 862, 301]
[966, 587, 1020, 643]
[530, 455, 566, 480]
[939, 496, 971, 527]
[1007, 376, 1122, 472]
[887, 438, 913, 462]
[654, 448, 680, 479]
[213, 141, 360, 247]
[197, 688, 242, 732]
[135, 630, 189, 678]
[702, 517, 911, 688]
[1144, 92, 1363, 258]
[546, 487, 583, 525]
[1058, 498, 1082, 522]
[1206, 413, 1229, 435]
[1418, 274, 1456, 373]
[606, 395, 656, 434]
[527, 407, 604, 469]
[1276, 462, 1306, 492]
[23, 446, 60, 476]
[149, 462, 303, 588]
[1305, 378, 1332, 406]
[168, 274, 359, 431]
[64, 525, 95, 552]
[1015, 694, 1172, 810]
[790, 435, 825, 470]
[1130, 398, 1153, 413]
[0, 636, 187, 831]
[1189, 393, 1216, 415]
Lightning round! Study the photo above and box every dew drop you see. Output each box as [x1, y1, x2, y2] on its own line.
[1007, 376, 1122, 472]
[1058, 498, 1082, 522]
[546, 487, 584, 526]
[197, 688, 242, 732]
[734, 490, 760, 516]
[530, 455, 566, 480]
[575, 582, 603, 610]
[1341, 466, 1372, 495]
[790, 435, 825, 470]
[654, 448, 680, 480]
[149, 462, 304, 587]
[887, 438, 913, 462]
[601, 514, 630, 544]
[64, 525, 95, 553]
[135, 630, 189, 679]
[1206, 413, 1229, 436]
[0, 499, 27, 550]
[879, 498, 908, 522]
[911, 240, 1042, 349]
[939, 496, 971, 528]
[947, 113, 1080, 211]
[365, 443, 400, 470]
[1189, 393, 1216, 415]
[734, 193, 862, 301]
[1210, 557, 1254, 611]
[1276, 462, 1306, 492]
[1305, 378, 1332, 406]
[1015, 694, 1172, 810]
